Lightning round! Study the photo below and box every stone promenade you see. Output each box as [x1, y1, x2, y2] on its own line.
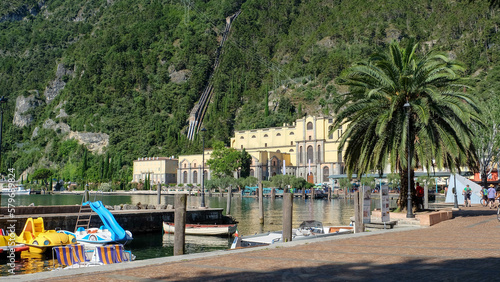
[7, 206, 500, 281]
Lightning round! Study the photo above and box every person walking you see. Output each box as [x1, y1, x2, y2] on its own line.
[481, 186, 488, 206]
[487, 184, 496, 209]
[415, 182, 424, 211]
[462, 184, 472, 207]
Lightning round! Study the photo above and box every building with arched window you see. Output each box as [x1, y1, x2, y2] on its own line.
[175, 116, 347, 185]
[228, 116, 347, 184]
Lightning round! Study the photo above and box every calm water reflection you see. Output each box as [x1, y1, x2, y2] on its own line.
[2, 193, 359, 236]
[0, 193, 372, 275]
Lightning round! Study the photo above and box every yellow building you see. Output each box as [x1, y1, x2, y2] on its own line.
[177, 151, 212, 185]
[132, 157, 178, 185]
[177, 116, 347, 184]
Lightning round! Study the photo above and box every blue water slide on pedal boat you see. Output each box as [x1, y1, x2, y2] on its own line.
[62, 201, 133, 245]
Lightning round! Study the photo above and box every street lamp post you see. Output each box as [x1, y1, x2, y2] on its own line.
[453, 173, 458, 208]
[0, 97, 7, 175]
[200, 128, 207, 208]
[404, 101, 414, 218]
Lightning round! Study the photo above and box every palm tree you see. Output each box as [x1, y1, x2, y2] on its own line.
[332, 40, 482, 211]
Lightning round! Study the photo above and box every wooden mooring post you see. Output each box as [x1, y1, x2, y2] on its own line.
[283, 193, 293, 242]
[174, 194, 187, 256]
[226, 185, 232, 215]
[258, 182, 264, 224]
[354, 191, 364, 233]
[157, 183, 161, 205]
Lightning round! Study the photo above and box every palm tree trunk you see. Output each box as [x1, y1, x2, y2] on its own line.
[481, 171, 488, 188]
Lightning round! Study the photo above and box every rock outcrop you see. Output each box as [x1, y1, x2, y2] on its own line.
[13, 93, 44, 127]
[43, 63, 74, 103]
[67, 131, 109, 154]
[42, 118, 71, 134]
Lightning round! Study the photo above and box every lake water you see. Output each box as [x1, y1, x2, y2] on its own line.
[0, 193, 393, 276]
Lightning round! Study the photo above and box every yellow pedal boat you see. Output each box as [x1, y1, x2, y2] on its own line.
[0, 231, 29, 254]
[16, 217, 76, 254]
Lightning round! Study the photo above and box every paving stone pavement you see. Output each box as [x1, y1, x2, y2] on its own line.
[7, 206, 500, 282]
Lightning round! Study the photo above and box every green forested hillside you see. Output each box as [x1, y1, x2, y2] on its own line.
[0, 0, 498, 185]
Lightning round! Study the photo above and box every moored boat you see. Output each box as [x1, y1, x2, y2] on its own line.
[15, 217, 77, 254]
[0, 230, 29, 254]
[230, 220, 353, 249]
[1, 184, 30, 195]
[63, 201, 133, 246]
[163, 222, 237, 236]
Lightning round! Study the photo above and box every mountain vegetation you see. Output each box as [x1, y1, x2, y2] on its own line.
[0, 0, 499, 188]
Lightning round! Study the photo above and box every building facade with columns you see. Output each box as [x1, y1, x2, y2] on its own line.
[177, 116, 347, 185]
[132, 157, 178, 185]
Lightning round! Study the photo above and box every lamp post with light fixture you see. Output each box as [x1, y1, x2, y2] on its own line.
[404, 101, 414, 218]
[0, 96, 7, 174]
[201, 128, 207, 208]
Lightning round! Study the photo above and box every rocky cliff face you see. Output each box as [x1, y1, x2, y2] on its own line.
[13, 93, 44, 127]
[0, 2, 44, 23]
[67, 131, 109, 154]
[44, 63, 74, 103]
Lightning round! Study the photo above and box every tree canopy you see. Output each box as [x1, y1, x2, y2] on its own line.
[334, 40, 483, 210]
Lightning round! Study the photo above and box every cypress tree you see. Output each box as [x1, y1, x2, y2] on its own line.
[82, 147, 88, 179]
[107, 156, 113, 181]
[103, 152, 109, 181]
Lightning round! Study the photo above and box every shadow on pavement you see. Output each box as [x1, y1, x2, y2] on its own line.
[150, 256, 500, 282]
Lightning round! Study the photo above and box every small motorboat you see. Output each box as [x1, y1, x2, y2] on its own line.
[231, 220, 353, 249]
[163, 222, 237, 236]
[1, 184, 31, 195]
[16, 217, 77, 254]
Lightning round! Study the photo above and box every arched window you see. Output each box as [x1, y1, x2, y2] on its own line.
[264, 134, 268, 137]
[299, 146, 303, 163]
[307, 122, 313, 130]
[307, 145, 313, 163]
[183, 163, 186, 168]
[240, 136, 244, 139]
[289, 132, 294, 135]
[272, 160, 276, 166]
[193, 171, 198, 184]
[317, 145, 321, 162]
[252, 135, 256, 138]
[183, 171, 187, 183]
[323, 166, 329, 182]
[193, 163, 197, 168]
[276, 133, 281, 136]
[250, 169, 254, 177]
[276, 150, 281, 153]
[203, 170, 208, 180]
[289, 149, 294, 152]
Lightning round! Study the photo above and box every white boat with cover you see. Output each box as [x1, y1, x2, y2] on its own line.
[231, 220, 353, 249]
